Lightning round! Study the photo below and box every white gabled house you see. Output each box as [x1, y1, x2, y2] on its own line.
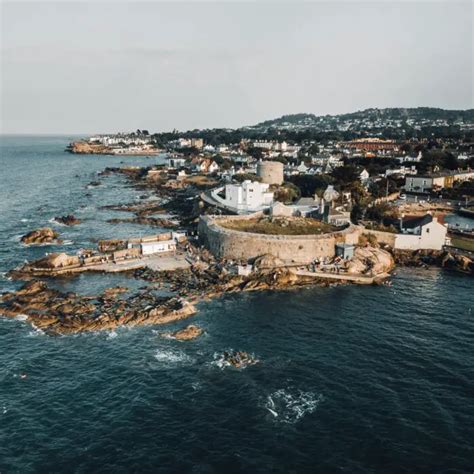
[395, 214, 448, 250]
[208, 161, 220, 173]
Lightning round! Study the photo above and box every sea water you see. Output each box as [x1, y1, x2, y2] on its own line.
[0, 136, 473, 473]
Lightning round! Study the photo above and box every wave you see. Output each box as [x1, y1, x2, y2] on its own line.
[20, 241, 62, 248]
[28, 324, 45, 337]
[154, 349, 194, 367]
[14, 314, 29, 321]
[264, 389, 323, 424]
[48, 218, 66, 227]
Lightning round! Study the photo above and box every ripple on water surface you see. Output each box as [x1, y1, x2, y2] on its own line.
[0, 137, 473, 473]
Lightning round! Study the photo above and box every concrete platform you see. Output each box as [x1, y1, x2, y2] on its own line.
[294, 269, 390, 284]
[85, 253, 190, 273]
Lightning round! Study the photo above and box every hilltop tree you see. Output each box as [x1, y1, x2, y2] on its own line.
[331, 165, 360, 187]
[288, 174, 332, 197]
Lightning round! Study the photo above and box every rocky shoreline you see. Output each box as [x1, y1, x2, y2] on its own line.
[3, 161, 471, 336]
[0, 281, 196, 335]
[66, 142, 161, 156]
[392, 249, 474, 275]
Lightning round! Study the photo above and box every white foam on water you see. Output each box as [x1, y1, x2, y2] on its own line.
[21, 241, 61, 248]
[211, 350, 259, 370]
[154, 349, 194, 367]
[2, 405, 7, 415]
[14, 314, 29, 321]
[20, 218, 30, 222]
[48, 218, 66, 227]
[211, 352, 233, 370]
[27, 324, 45, 337]
[106, 330, 118, 340]
[264, 389, 324, 424]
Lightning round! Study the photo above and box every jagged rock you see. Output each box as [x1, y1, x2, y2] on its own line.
[221, 350, 259, 368]
[163, 324, 203, 340]
[54, 215, 81, 226]
[102, 286, 128, 299]
[0, 282, 196, 335]
[15, 279, 47, 295]
[106, 217, 176, 228]
[20, 228, 60, 245]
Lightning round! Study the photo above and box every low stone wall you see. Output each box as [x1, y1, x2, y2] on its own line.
[361, 229, 397, 247]
[198, 214, 361, 264]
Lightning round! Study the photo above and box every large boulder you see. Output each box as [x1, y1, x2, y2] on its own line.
[33, 252, 80, 269]
[253, 254, 285, 269]
[20, 228, 59, 245]
[346, 247, 394, 275]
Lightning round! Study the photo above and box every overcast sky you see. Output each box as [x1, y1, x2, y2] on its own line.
[1, 1, 472, 134]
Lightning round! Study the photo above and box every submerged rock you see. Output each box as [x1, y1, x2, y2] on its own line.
[20, 227, 60, 245]
[163, 324, 203, 340]
[54, 214, 81, 226]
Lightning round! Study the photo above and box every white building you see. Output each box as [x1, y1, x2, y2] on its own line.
[404, 170, 474, 193]
[224, 180, 274, 212]
[359, 169, 370, 184]
[141, 240, 176, 255]
[208, 161, 220, 173]
[395, 214, 448, 250]
[138, 231, 185, 255]
[385, 166, 417, 177]
[167, 157, 187, 168]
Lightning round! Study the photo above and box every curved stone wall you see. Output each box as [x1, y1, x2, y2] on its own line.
[198, 214, 361, 264]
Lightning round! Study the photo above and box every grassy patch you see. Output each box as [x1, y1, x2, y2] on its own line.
[219, 217, 338, 235]
[450, 235, 474, 252]
[184, 175, 219, 188]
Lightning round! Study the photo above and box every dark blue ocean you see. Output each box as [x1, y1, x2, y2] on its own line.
[0, 136, 473, 473]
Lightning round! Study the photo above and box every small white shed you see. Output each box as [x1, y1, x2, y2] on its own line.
[141, 240, 176, 255]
